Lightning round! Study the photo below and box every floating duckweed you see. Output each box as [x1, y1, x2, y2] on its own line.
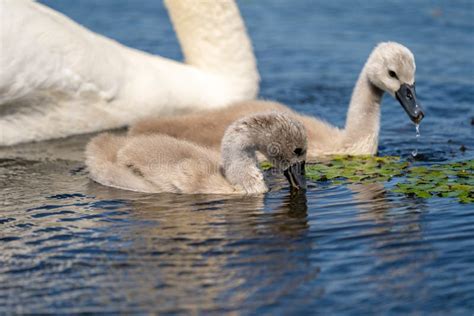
[303, 156, 474, 204]
[395, 161, 473, 203]
[260, 161, 273, 171]
[260, 156, 473, 203]
[305, 155, 408, 183]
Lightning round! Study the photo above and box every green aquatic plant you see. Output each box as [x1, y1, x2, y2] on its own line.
[260, 161, 273, 171]
[305, 156, 473, 203]
[392, 160, 474, 203]
[261, 156, 473, 203]
[305, 155, 409, 184]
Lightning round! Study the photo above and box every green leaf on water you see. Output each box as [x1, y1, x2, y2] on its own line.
[413, 190, 432, 198]
[260, 155, 473, 203]
[305, 156, 474, 204]
[459, 193, 474, 204]
[260, 161, 273, 170]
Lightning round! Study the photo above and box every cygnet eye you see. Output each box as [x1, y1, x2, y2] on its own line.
[388, 70, 398, 79]
[294, 148, 304, 156]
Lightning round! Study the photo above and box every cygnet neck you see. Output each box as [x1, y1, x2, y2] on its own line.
[344, 65, 384, 152]
[221, 126, 268, 194]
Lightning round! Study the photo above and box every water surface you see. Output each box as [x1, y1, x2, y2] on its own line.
[1, 0, 474, 314]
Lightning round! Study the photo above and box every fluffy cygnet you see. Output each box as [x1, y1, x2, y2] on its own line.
[130, 42, 424, 157]
[86, 112, 307, 194]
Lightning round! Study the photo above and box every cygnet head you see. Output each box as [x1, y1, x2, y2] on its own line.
[251, 112, 307, 189]
[366, 42, 424, 123]
[222, 112, 307, 191]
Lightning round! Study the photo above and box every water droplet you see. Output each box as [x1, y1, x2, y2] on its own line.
[412, 123, 420, 157]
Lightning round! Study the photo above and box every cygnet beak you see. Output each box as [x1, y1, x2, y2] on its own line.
[284, 161, 307, 190]
[395, 83, 424, 124]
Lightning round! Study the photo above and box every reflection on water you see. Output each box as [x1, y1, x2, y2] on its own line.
[3, 153, 473, 314]
[0, 159, 318, 313]
[2, 0, 474, 314]
[350, 183, 430, 307]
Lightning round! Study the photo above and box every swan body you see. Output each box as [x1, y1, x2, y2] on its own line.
[0, 0, 258, 145]
[85, 112, 307, 195]
[130, 42, 424, 158]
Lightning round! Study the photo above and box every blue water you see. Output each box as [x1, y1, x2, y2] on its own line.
[1, 0, 473, 314]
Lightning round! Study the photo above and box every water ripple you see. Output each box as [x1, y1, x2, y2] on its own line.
[1, 0, 473, 314]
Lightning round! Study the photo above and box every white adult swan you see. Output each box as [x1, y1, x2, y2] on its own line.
[0, 0, 259, 145]
[85, 112, 307, 194]
[130, 42, 424, 157]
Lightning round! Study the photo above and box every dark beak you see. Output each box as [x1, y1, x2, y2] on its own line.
[395, 83, 424, 124]
[284, 161, 306, 190]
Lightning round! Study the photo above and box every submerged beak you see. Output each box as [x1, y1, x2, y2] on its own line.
[395, 83, 424, 124]
[284, 161, 307, 190]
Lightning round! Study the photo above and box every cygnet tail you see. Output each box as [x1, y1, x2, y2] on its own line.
[85, 133, 153, 192]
